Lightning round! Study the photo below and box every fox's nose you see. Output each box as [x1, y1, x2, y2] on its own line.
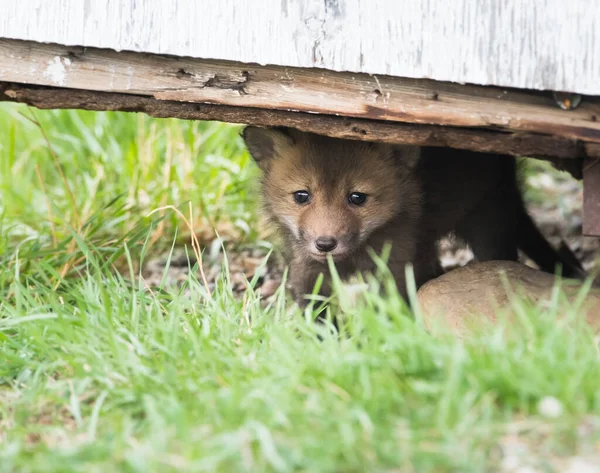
[315, 237, 338, 252]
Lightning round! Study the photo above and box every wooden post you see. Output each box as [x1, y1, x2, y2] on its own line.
[584, 159, 600, 236]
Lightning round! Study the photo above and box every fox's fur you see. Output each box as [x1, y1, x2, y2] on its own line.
[242, 126, 585, 306]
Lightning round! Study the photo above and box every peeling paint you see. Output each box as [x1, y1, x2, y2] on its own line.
[43, 56, 68, 85]
[126, 66, 133, 89]
[0, 0, 598, 94]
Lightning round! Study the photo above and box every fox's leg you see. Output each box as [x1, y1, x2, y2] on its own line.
[412, 242, 444, 289]
[388, 238, 442, 301]
[288, 259, 332, 309]
[455, 188, 519, 262]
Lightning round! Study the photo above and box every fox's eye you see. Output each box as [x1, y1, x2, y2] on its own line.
[293, 190, 311, 204]
[348, 192, 368, 206]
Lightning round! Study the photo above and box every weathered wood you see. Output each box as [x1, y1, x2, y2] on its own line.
[1, 0, 598, 95]
[0, 39, 599, 148]
[583, 159, 600, 236]
[0, 82, 590, 161]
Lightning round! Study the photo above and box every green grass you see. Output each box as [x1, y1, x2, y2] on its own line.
[1, 103, 600, 472]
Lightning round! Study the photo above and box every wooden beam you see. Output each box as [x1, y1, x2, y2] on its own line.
[584, 159, 600, 236]
[0, 38, 599, 146]
[0, 82, 589, 160]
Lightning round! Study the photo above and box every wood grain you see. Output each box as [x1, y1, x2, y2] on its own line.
[584, 159, 600, 236]
[0, 82, 590, 161]
[0, 39, 599, 146]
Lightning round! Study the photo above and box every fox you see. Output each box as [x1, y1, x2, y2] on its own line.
[242, 126, 585, 307]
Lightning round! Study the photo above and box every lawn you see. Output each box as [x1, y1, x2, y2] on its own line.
[1, 103, 599, 473]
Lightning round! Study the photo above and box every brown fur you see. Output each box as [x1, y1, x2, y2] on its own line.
[242, 126, 584, 306]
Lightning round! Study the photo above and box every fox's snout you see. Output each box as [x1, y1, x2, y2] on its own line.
[314, 236, 338, 253]
[298, 210, 359, 261]
[303, 230, 352, 261]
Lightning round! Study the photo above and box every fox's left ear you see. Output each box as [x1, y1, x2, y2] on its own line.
[241, 126, 296, 170]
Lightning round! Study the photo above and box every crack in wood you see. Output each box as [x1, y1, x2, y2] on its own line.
[204, 71, 250, 95]
[175, 68, 194, 79]
[172, 68, 250, 95]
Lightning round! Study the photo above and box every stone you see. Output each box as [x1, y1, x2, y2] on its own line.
[417, 260, 600, 335]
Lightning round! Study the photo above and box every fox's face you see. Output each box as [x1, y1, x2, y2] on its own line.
[243, 127, 420, 263]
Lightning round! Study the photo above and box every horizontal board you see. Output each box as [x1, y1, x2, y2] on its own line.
[1, 82, 588, 161]
[0, 0, 598, 94]
[0, 39, 599, 147]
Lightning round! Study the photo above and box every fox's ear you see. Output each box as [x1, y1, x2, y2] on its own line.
[241, 126, 296, 169]
[391, 145, 421, 170]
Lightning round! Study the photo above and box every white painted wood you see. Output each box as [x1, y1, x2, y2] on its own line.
[0, 0, 598, 95]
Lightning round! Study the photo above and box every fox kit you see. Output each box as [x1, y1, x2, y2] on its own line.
[242, 126, 584, 306]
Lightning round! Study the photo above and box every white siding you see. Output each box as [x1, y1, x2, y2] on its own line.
[0, 0, 598, 95]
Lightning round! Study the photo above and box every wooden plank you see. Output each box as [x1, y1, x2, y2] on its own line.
[0, 0, 598, 95]
[584, 159, 600, 236]
[0, 82, 589, 161]
[0, 39, 599, 147]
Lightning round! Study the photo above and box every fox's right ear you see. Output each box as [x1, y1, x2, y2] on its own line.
[241, 126, 295, 169]
[391, 145, 421, 171]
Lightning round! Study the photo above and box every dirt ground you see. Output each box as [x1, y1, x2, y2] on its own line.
[141, 161, 600, 300]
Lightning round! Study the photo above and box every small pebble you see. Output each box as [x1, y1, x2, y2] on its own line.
[537, 396, 563, 419]
[565, 458, 599, 473]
